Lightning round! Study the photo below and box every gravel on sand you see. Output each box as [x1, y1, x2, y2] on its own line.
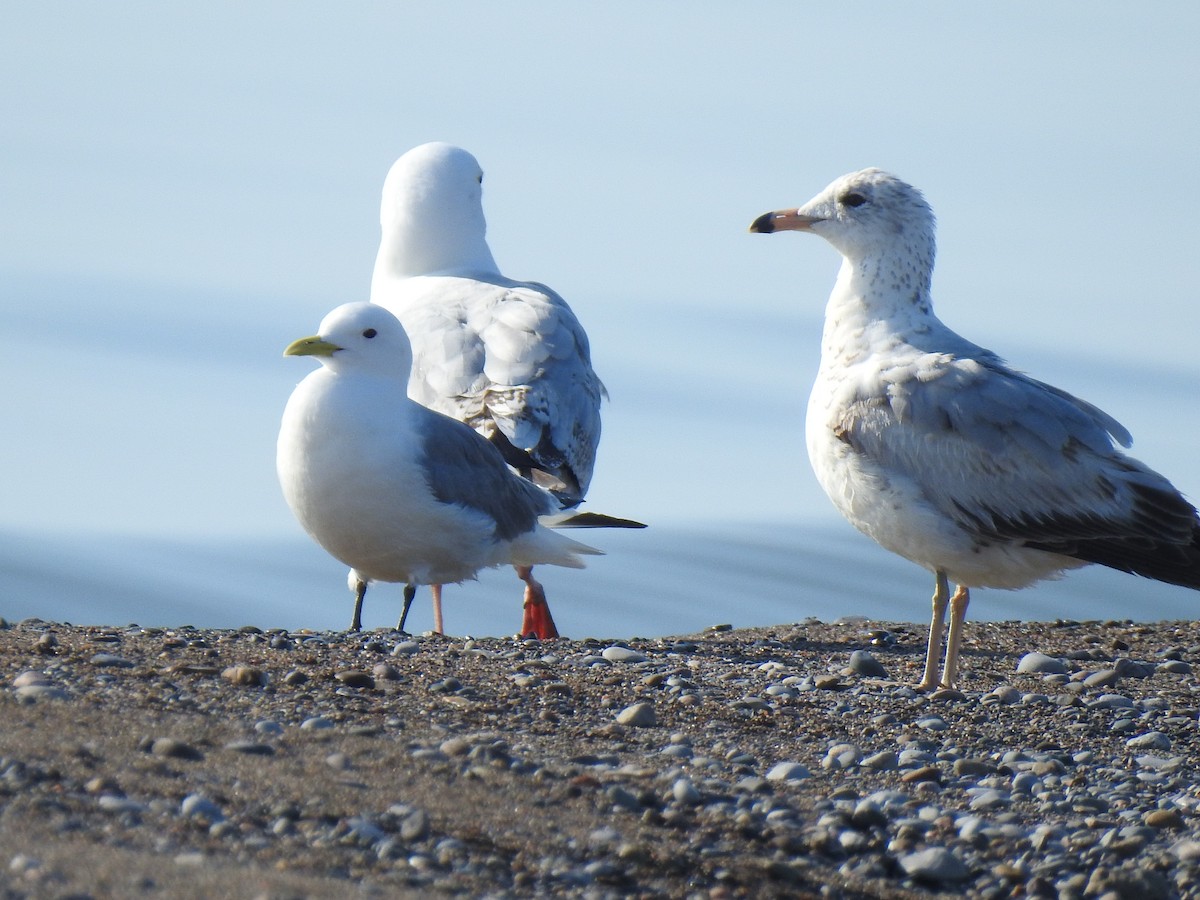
[2, 616, 1199, 898]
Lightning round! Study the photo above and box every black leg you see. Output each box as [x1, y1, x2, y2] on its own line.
[397, 583, 417, 633]
[350, 579, 367, 632]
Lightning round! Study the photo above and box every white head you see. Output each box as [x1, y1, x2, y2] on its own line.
[375, 142, 499, 278]
[751, 168, 936, 276]
[284, 302, 413, 379]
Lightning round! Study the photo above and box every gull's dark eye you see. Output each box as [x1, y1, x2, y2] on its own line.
[840, 192, 868, 208]
[362, 328, 377, 339]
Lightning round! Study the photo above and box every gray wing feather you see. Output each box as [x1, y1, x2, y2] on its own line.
[402, 275, 603, 501]
[838, 353, 1173, 543]
[417, 408, 557, 542]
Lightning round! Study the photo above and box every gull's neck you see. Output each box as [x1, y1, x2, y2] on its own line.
[373, 221, 500, 282]
[820, 244, 938, 366]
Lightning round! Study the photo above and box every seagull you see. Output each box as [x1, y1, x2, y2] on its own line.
[751, 168, 1200, 690]
[277, 302, 603, 634]
[370, 142, 641, 639]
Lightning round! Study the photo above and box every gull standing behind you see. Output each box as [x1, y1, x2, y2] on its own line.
[371, 142, 641, 639]
[277, 302, 603, 634]
[751, 168, 1200, 690]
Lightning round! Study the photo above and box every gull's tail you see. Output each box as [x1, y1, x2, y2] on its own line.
[545, 510, 647, 529]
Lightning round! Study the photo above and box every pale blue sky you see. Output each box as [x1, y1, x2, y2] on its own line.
[3, 2, 1199, 545]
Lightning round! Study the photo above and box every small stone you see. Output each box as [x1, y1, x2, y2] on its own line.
[98, 796, 148, 815]
[392, 640, 419, 656]
[283, 669, 309, 685]
[602, 646, 647, 664]
[221, 665, 267, 687]
[334, 670, 375, 689]
[822, 743, 862, 770]
[90, 653, 135, 668]
[615, 702, 656, 727]
[1172, 839, 1200, 861]
[1083, 669, 1121, 687]
[372, 663, 402, 681]
[400, 809, 429, 841]
[672, 778, 701, 805]
[440, 737, 471, 756]
[847, 649, 886, 677]
[325, 752, 351, 771]
[1088, 693, 1135, 709]
[33, 633, 57, 653]
[969, 789, 1008, 811]
[860, 751, 898, 771]
[608, 785, 642, 811]
[901, 766, 941, 784]
[180, 794, 223, 822]
[851, 799, 889, 829]
[1016, 652, 1067, 675]
[224, 740, 275, 756]
[1127, 731, 1171, 751]
[1145, 809, 1185, 829]
[899, 847, 969, 883]
[765, 761, 811, 782]
[301, 716, 335, 730]
[150, 738, 203, 761]
[14, 684, 70, 702]
[952, 758, 993, 777]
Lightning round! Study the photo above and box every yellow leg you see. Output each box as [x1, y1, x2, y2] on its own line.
[431, 583, 444, 634]
[942, 585, 970, 689]
[917, 570, 950, 691]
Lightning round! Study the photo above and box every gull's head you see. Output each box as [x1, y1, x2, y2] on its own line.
[376, 142, 497, 277]
[750, 168, 935, 264]
[284, 302, 413, 378]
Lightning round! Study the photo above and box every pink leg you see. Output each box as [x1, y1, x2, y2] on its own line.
[516, 565, 559, 639]
[431, 583, 444, 635]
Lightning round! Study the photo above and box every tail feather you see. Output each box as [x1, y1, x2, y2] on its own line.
[545, 511, 647, 529]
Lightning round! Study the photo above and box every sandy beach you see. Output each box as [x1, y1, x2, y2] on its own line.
[1, 615, 1197, 899]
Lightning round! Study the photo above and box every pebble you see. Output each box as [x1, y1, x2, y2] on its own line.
[1016, 652, 1067, 674]
[898, 846, 969, 883]
[615, 702, 656, 727]
[672, 778, 701, 805]
[221, 665, 267, 686]
[149, 738, 203, 761]
[859, 751, 898, 771]
[765, 761, 811, 782]
[7, 619, 1200, 899]
[90, 653, 135, 668]
[224, 740, 275, 755]
[1127, 731, 1172, 750]
[846, 649, 886, 677]
[334, 670, 375, 689]
[1145, 809, 1185, 829]
[180, 794, 223, 822]
[602, 646, 647, 664]
[822, 743, 861, 770]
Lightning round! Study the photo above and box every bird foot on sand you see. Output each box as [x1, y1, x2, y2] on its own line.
[518, 575, 559, 640]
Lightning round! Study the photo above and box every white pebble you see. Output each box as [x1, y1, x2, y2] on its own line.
[765, 761, 811, 782]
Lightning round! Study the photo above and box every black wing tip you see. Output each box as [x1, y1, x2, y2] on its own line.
[554, 512, 647, 529]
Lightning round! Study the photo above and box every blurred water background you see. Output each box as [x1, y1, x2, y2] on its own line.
[3, 4, 1199, 636]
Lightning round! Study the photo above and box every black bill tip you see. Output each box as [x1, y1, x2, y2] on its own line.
[749, 211, 777, 234]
